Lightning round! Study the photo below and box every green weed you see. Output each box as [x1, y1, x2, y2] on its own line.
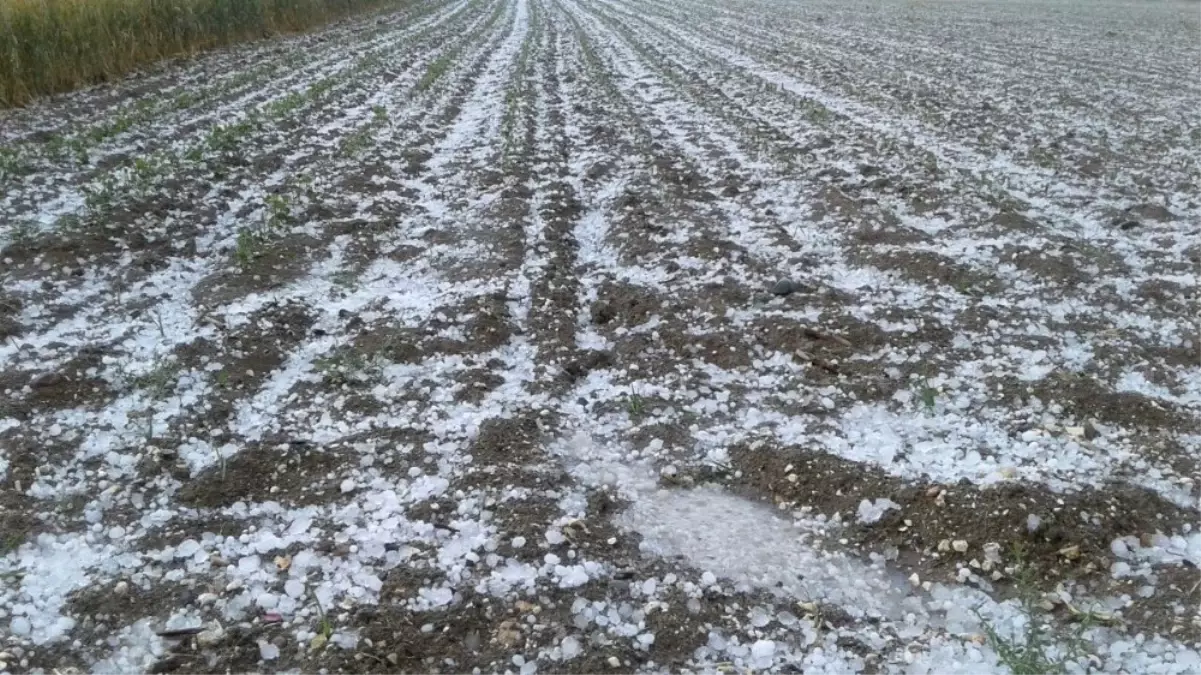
[1, 532, 25, 553]
[314, 349, 382, 386]
[264, 193, 292, 230]
[265, 91, 306, 118]
[81, 173, 118, 212]
[331, 267, 358, 288]
[975, 548, 1101, 675]
[916, 378, 937, 414]
[307, 586, 334, 649]
[9, 219, 38, 242]
[305, 77, 336, 102]
[0, 147, 30, 179]
[234, 227, 263, 266]
[416, 54, 455, 91]
[626, 392, 645, 418]
[132, 359, 181, 396]
[132, 155, 163, 190]
[174, 90, 201, 110]
[206, 117, 259, 153]
[979, 569, 1063, 675]
[340, 128, 373, 157]
[805, 101, 832, 122]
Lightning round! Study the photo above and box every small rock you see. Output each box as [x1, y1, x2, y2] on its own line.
[197, 624, 226, 647]
[496, 619, 522, 648]
[982, 542, 1002, 563]
[148, 656, 183, 674]
[908, 573, 920, 586]
[156, 626, 204, 639]
[1123, 203, 1175, 222]
[952, 540, 969, 553]
[32, 371, 67, 389]
[1083, 422, 1101, 440]
[770, 279, 797, 296]
[607, 656, 621, 668]
[1058, 544, 1081, 560]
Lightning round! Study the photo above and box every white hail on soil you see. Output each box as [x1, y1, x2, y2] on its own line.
[1, 0, 1199, 672]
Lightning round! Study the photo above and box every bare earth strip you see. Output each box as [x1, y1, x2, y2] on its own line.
[0, 0, 1198, 672]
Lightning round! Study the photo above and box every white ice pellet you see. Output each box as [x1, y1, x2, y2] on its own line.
[750, 639, 775, 667]
[556, 565, 589, 588]
[1111, 538, 1130, 558]
[856, 498, 900, 524]
[175, 539, 201, 558]
[258, 640, 279, 660]
[561, 636, 582, 659]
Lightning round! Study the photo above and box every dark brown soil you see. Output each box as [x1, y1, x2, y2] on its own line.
[1015, 370, 1198, 433]
[849, 247, 1004, 295]
[727, 440, 1200, 600]
[189, 234, 325, 310]
[177, 443, 350, 508]
[24, 348, 116, 410]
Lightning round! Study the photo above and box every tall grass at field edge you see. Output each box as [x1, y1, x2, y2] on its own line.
[0, 0, 397, 107]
